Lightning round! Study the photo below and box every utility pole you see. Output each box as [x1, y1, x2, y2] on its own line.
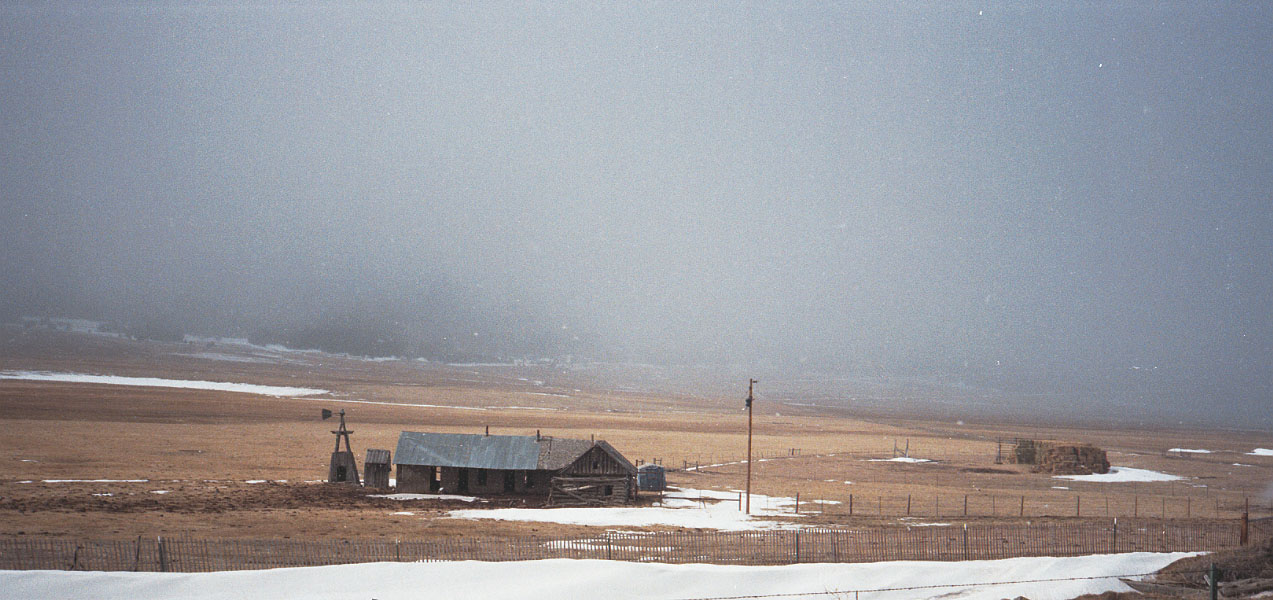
[745, 378, 758, 514]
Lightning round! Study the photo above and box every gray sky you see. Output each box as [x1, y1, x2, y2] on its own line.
[2, 2, 1271, 426]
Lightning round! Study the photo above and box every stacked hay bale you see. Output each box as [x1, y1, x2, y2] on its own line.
[1008, 439, 1110, 475]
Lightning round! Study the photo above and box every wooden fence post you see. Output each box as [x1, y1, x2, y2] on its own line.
[849, 494, 853, 516]
[795, 493, 800, 514]
[907, 494, 912, 516]
[133, 536, 141, 572]
[1111, 518, 1118, 553]
[963, 494, 968, 517]
[1076, 495, 1081, 517]
[157, 537, 167, 573]
[962, 523, 969, 560]
[1134, 495, 1138, 517]
[1020, 495, 1024, 517]
[1241, 498, 1249, 546]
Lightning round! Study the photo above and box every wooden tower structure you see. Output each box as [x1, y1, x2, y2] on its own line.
[326, 409, 360, 484]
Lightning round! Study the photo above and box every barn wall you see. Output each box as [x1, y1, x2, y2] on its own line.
[526, 470, 553, 494]
[396, 465, 438, 493]
[398, 466, 554, 496]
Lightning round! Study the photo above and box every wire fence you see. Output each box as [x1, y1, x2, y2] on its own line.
[656, 450, 1272, 521]
[4, 518, 1269, 572]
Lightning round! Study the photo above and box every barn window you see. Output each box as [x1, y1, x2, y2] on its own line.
[477, 470, 488, 486]
[604, 485, 613, 496]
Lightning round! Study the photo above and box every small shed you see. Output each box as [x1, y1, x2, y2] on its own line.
[364, 449, 392, 490]
[637, 464, 666, 492]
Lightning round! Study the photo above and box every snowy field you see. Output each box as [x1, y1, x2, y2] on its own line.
[446, 487, 805, 531]
[1053, 466, 1183, 483]
[0, 553, 1195, 600]
[0, 371, 328, 397]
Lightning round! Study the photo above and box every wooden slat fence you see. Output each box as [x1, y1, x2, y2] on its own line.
[2, 518, 1265, 572]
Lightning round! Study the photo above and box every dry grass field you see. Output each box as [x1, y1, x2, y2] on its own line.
[1, 328, 1270, 542]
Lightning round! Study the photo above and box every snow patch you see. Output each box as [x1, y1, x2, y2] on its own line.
[1168, 448, 1211, 454]
[448, 487, 802, 531]
[1054, 467, 1183, 483]
[0, 553, 1198, 600]
[868, 457, 933, 463]
[1248, 448, 1273, 456]
[0, 371, 327, 397]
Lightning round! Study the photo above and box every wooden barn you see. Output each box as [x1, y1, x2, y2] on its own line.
[393, 431, 637, 506]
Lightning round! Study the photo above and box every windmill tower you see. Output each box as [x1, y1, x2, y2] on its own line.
[324, 409, 360, 484]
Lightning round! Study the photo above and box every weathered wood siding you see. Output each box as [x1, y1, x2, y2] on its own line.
[364, 463, 391, 490]
[550, 446, 637, 505]
[561, 445, 632, 477]
[329, 451, 359, 485]
[396, 465, 438, 494]
[398, 465, 553, 496]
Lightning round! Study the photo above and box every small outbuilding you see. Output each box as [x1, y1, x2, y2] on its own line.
[364, 449, 392, 490]
[393, 431, 637, 505]
[637, 463, 666, 492]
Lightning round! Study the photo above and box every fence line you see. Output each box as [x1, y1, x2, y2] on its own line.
[3, 518, 1269, 572]
[665, 489, 1265, 521]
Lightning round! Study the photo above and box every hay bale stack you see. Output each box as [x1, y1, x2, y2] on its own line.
[1008, 439, 1110, 475]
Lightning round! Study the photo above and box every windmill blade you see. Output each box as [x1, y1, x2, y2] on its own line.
[321, 408, 333, 420]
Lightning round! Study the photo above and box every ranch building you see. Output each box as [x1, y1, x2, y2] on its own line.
[393, 431, 637, 506]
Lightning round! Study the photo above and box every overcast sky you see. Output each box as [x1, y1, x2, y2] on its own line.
[2, 2, 1270, 425]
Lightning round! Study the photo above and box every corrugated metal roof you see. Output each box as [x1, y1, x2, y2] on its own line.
[365, 449, 391, 465]
[393, 432, 636, 472]
[394, 432, 541, 470]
